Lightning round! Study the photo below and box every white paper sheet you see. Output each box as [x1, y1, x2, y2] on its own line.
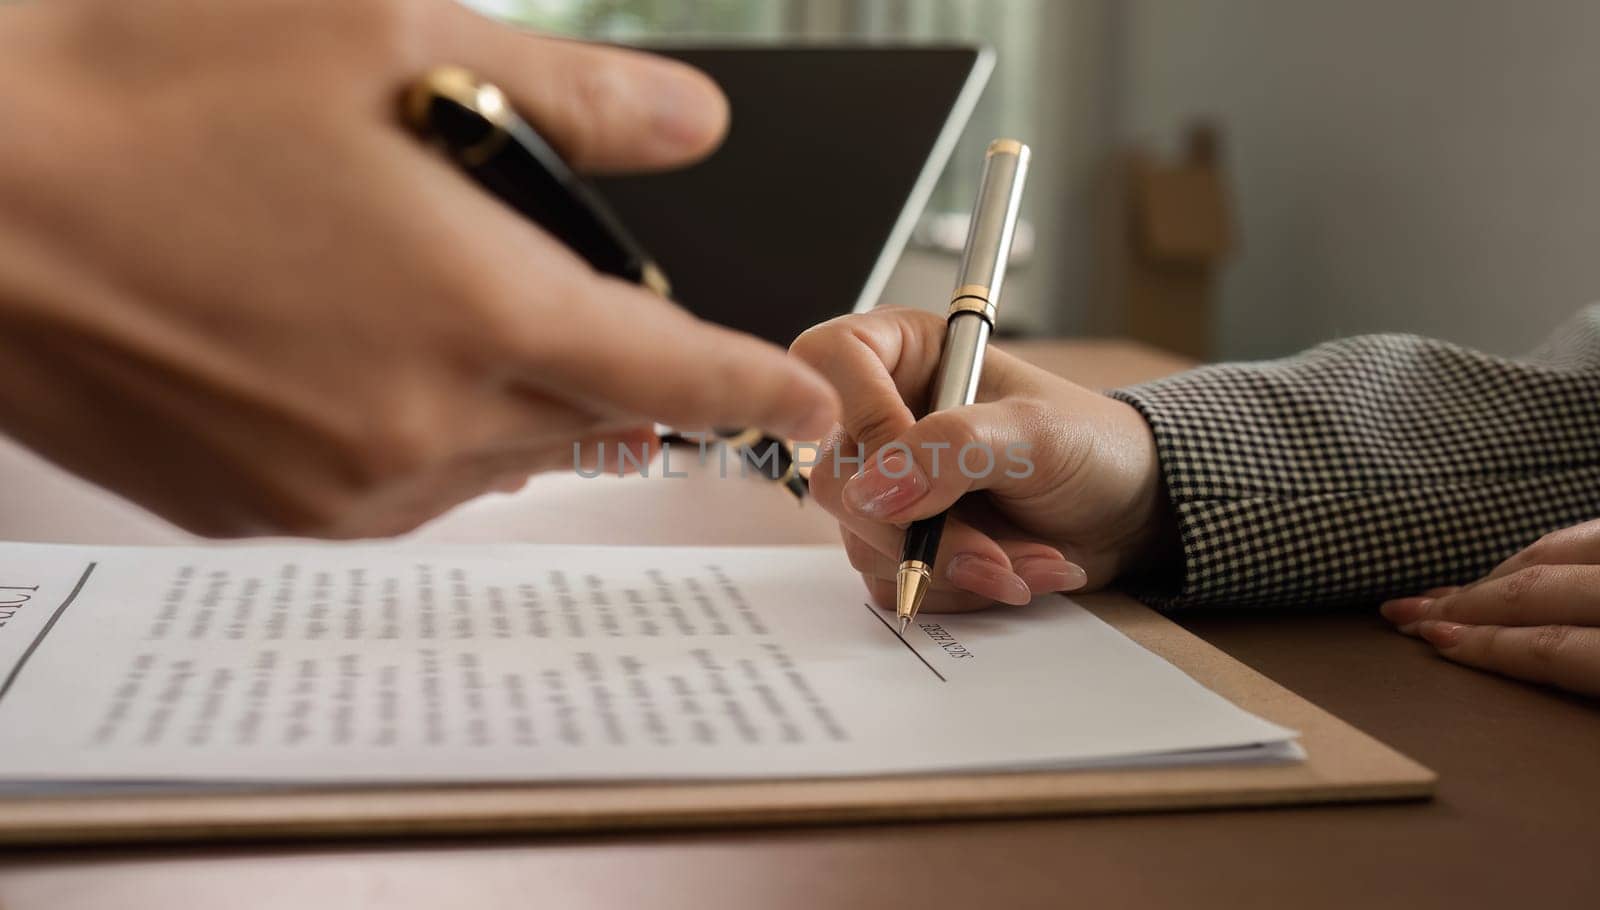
[0, 543, 1296, 784]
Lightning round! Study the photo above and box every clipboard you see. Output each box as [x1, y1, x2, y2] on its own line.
[0, 594, 1435, 846]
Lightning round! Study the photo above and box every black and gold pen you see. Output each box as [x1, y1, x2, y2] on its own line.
[403, 66, 807, 500]
[897, 139, 1031, 634]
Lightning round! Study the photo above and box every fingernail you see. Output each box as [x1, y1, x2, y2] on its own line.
[842, 453, 929, 518]
[1012, 557, 1089, 593]
[1418, 620, 1465, 649]
[1379, 597, 1432, 626]
[946, 554, 1031, 606]
[650, 64, 726, 148]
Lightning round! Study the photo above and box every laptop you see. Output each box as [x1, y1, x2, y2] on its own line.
[594, 45, 992, 347]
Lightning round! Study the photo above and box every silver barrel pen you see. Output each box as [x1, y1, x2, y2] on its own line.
[896, 139, 1031, 633]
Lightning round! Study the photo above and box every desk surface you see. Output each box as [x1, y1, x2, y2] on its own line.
[1, 337, 1596, 910]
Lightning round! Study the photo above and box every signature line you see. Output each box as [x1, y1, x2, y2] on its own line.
[863, 603, 946, 682]
[0, 562, 96, 704]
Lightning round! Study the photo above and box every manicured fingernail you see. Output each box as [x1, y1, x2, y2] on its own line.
[1012, 557, 1089, 593]
[1418, 620, 1465, 649]
[946, 554, 1031, 606]
[1380, 597, 1432, 626]
[842, 453, 929, 518]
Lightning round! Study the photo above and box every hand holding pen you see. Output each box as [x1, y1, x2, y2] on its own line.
[794, 144, 1171, 616]
[406, 67, 824, 500]
[0, 0, 834, 538]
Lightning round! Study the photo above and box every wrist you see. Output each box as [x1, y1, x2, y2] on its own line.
[1104, 396, 1185, 586]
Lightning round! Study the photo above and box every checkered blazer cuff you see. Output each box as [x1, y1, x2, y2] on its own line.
[1109, 306, 1600, 609]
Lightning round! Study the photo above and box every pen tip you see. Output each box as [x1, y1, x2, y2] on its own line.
[895, 563, 931, 631]
[899, 615, 910, 636]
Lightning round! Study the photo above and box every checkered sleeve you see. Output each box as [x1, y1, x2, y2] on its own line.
[1108, 304, 1600, 609]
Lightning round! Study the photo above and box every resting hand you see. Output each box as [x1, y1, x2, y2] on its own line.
[790, 307, 1176, 613]
[1381, 520, 1600, 697]
[0, 0, 836, 537]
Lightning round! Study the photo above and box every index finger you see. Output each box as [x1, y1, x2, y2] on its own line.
[1420, 621, 1600, 697]
[439, 8, 729, 173]
[1421, 564, 1600, 628]
[521, 276, 840, 440]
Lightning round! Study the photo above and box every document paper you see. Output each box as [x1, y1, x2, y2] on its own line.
[0, 543, 1296, 783]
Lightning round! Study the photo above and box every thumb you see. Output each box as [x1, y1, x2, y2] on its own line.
[834, 401, 1054, 523]
[440, 9, 728, 172]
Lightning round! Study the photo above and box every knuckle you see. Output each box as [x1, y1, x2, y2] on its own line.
[1478, 625, 1511, 660]
[370, 423, 447, 481]
[1493, 551, 1528, 579]
[1003, 397, 1081, 491]
[851, 410, 906, 454]
[1007, 397, 1057, 442]
[1006, 395, 1046, 424]
[882, 305, 947, 336]
[789, 319, 848, 365]
[346, 398, 458, 487]
[1529, 624, 1575, 666]
[936, 410, 985, 449]
[791, 314, 872, 378]
[1520, 530, 1560, 562]
[548, 64, 628, 165]
[1502, 564, 1547, 605]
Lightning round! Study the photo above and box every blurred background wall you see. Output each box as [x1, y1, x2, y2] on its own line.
[469, 0, 1600, 360]
[1119, 0, 1600, 359]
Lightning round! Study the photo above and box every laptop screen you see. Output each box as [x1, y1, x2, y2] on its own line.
[594, 45, 989, 347]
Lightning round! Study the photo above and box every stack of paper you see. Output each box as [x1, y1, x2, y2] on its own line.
[0, 543, 1297, 786]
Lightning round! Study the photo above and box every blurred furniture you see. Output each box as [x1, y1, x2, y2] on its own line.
[1096, 124, 1235, 360]
[0, 339, 1596, 910]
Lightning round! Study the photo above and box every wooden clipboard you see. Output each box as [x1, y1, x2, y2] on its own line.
[0, 594, 1434, 846]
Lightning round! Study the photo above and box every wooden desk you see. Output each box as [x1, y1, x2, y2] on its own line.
[0, 339, 1596, 909]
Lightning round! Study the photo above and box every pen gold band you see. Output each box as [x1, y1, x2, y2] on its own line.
[719, 427, 764, 449]
[948, 296, 998, 323]
[405, 66, 512, 166]
[949, 284, 996, 322]
[899, 560, 932, 579]
[986, 138, 1026, 158]
[716, 429, 799, 485]
[404, 66, 513, 130]
[641, 262, 673, 298]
